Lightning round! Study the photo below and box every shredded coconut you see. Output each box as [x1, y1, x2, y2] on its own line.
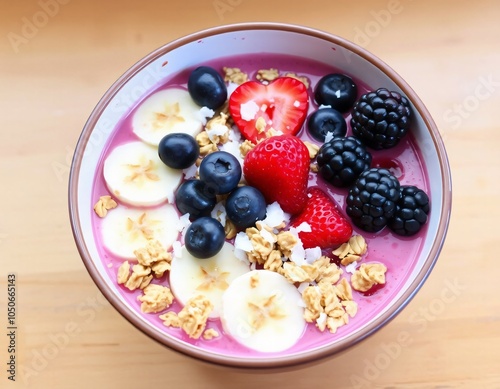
[176, 213, 191, 232]
[234, 231, 254, 252]
[294, 222, 312, 233]
[262, 202, 290, 228]
[305, 247, 322, 264]
[172, 241, 182, 258]
[298, 282, 311, 294]
[211, 202, 227, 227]
[345, 261, 358, 274]
[196, 106, 215, 125]
[233, 246, 250, 264]
[290, 242, 306, 266]
[324, 131, 335, 143]
[206, 123, 229, 141]
[220, 140, 244, 166]
[228, 127, 242, 143]
[260, 228, 277, 245]
[316, 312, 327, 330]
[183, 163, 198, 179]
[240, 101, 260, 121]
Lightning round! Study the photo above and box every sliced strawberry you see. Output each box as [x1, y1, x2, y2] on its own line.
[229, 77, 309, 143]
[290, 187, 353, 249]
[243, 134, 310, 215]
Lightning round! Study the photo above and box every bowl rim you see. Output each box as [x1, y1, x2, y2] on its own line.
[68, 21, 452, 369]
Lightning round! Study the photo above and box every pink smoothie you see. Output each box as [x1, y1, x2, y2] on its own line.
[91, 53, 429, 357]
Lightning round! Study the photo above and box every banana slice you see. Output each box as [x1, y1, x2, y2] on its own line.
[101, 205, 179, 260]
[169, 243, 250, 318]
[220, 270, 306, 353]
[132, 88, 204, 146]
[103, 141, 182, 206]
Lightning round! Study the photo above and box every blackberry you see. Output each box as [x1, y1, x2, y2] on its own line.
[351, 88, 411, 150]
[388, 185, 430, 236]
[316, 136, 372, 187]
[346, 168, 400, 232]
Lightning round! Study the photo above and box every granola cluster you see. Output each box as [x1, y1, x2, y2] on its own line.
[280, 256, 342, 285]
[241, 222, 346, 285]
[236, 217, 390, 331]
[159, 295, 215, 339]
[303, 141, 320, 159]
[241, 222, 346, 288]
[116, 240, 174, 313]
[223, 66, 309, 88]
[244, 222, 280, 266]
[239, 139, 256, 157]
[202, 328, 220, 340]
[138, 284, 174, 314]
[196, 110, 232, 156]
[93, 195, 117, 218]
[351, 263, 388, 292]
[256, 68, 279, 82]
[333, 235, 368, 266]
[255, 68, 310, 88]
[302, 278, 357, 333]
[283, 72, 310, 89]
[223, 67, 248, 85]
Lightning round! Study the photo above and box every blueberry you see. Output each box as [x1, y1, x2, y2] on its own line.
[199, 151, 242, 195]
[175, 179, 216, 220]
[314, 73, 357, 113]
[226, 186, 267, 229]
[158, 133, 199, 169]
[307, 108, 347, 142]
[188, 66, 227, 110]
[185, 217, 225, 258]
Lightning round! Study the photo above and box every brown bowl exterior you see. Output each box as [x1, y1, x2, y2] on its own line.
[69, 22, 452, 369]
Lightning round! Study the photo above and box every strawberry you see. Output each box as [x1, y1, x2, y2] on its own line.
[243, 135, 310, 215]
[290, 187, 352, 249]
[228, 77, 309, 143]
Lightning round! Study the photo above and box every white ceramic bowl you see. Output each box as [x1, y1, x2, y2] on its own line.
[69, 22, 452, 369]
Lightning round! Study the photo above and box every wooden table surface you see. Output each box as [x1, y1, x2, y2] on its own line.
[1, 0, 499, 387]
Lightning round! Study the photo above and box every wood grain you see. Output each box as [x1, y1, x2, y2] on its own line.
[1, 0, 499, 387]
